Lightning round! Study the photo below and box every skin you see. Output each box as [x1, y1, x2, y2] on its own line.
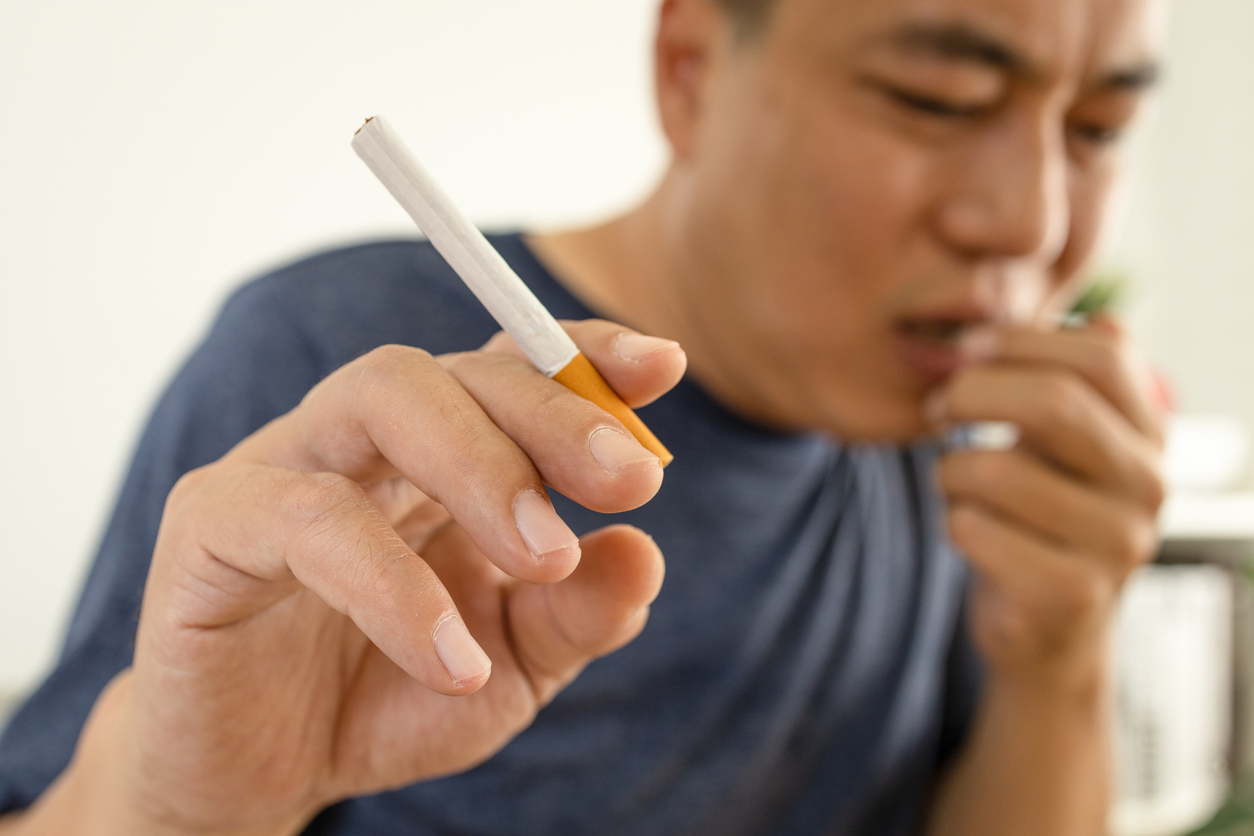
[1, 0, 1167, 834]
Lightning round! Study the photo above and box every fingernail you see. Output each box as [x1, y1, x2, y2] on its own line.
[613, 333, 680, 363]
[959, 327, 1002, 361]
[925, 391, 948, 426]
[433, 616, 491, 684]
[514, 489, 581, 561]
[589, 427, 658, 473]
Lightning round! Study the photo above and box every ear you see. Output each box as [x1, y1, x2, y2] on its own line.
[654, 0, 725, 161]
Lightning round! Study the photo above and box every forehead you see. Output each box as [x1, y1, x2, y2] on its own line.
[773, 0, 1169, 83]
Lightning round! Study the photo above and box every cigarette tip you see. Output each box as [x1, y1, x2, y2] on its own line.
[354, 116, 377, 136]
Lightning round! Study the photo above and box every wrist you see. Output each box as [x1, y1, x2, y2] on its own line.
[931, 643, 1114, 836]
[996, 656, 1107, 707]
[984, 639, 1112, 741]
[983, 615, 1113, 707]
[15, 673, 308, 836]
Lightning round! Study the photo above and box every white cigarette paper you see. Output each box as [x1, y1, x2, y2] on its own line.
[352, 116, 579, 377]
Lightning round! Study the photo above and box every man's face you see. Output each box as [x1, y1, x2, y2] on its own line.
[671, 0, 1165, 440]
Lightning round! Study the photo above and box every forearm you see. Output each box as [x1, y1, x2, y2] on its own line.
[0, 674, 307, 836]
[927, 666, 1111, 836]
[0, 674, 135, 836]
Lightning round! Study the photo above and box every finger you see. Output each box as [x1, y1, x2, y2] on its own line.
[939, 450, 1159, 579]
[439, 349, 664, 514]
[504, 525, 665, 703]
[934, 365, 1164, 507]
[156, 462, 491, 696]
[1087, 314, 1175, 418]
[482, 319, 687, 409]
[972, 323, 1163, 444]
[947, 502, 1115, 649]
[231, 345, 582, 584]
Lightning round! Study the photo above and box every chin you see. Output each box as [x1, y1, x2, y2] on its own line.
[812, 394, 933, 445]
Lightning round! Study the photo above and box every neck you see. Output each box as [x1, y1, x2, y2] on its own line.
[527, 170, 781, 428]
[527, 175, 682, 339]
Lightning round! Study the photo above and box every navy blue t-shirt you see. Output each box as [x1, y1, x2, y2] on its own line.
[0, 234, 982, 834]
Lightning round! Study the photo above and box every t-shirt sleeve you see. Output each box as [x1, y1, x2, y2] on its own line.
[0, 277, 329, 816]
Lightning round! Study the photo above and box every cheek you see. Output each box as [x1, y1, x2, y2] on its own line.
[729, 96, 931, 348]
[805, 111, 928, 285]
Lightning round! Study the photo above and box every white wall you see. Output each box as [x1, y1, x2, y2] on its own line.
[1119, 0, 1254, 446]
[1, 0, 1252, 699]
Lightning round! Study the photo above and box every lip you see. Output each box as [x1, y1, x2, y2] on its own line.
[892, 327, 969, 385]
[890, 293, 1003, 381]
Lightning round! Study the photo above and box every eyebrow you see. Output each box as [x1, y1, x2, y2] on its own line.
[884, 21, 1041, 78]
[1096, 62, 1161, 92]
[878, 21, 1162, 93]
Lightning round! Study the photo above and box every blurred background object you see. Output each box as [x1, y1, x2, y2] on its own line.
[1164, 416, 1253, 494]
[1113, 410, 1254, 835]
[1, 3, 1252, 834]
[1113, 564, 1233, 836]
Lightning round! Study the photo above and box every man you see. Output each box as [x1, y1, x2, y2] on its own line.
[0, 0, 1166, 833]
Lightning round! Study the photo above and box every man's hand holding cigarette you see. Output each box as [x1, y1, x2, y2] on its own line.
[2, 321, 685, 836]
[927, 318, 1165, 834]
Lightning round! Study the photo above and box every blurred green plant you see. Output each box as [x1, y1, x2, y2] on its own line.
[1070, 268, 1129, 318]
[1189, 773, 1254, 835]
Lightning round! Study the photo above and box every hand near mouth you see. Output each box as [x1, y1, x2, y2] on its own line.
[924, 316, 1166, 835]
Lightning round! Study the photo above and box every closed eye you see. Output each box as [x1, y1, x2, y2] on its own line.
[1069, 122, 1125, 146]
[883, 86, 992, 119]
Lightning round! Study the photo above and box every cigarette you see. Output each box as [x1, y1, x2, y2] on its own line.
[945, 421, 1020, 452]
[352, 115, 672, 467]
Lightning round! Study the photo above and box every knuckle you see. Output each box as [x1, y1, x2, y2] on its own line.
[166, 464, 213, 512]
[562, 318, 610, 340]
[947, 504, 984, 548]
[351, 344, 439, 406]
[288, 472, 369, 537]
[944, 452, 1017, 500]
[160, 466, 221, 546]
[1116, 519, 1159, 574]
[533, 381, 583, 425]
[436, 350, 474, 373]
[1110, 525, 1144, 574]
[936, 456, 961, 492]
[1089, 345, 1126, 400]
[1102, 323, 1130, 350]
[480, 330, 513, 352]
[350, 542, 413, 613]
[356, 344, 436, 391]
[971, 451, 1014, 486]
[1026, 374, 1088, 433]
[434, 391, 500, 462]
[1053, 567, 1110, 624]
[365, 343, 433, 370]
[1142, 461, 1168, 512]
[445, 347, 530, 380]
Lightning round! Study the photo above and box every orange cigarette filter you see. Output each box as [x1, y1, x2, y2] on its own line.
[553, 353, 673, 467]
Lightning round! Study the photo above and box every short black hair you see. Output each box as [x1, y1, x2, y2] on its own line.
[716, 0, 778, 38]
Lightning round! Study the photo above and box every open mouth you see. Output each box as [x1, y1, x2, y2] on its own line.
[893, 318, 991, 382]
[897, 319, 977, 347]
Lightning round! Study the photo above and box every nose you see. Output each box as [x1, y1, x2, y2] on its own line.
[935, 112, 1070, 261]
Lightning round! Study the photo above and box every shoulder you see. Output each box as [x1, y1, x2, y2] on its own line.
[154, 236, 511, 463]
[217, 237, 502, 373]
